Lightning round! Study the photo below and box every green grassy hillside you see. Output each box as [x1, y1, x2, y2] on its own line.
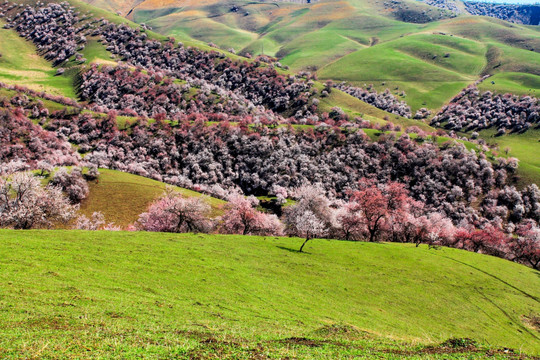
[318, 33, 483, 111]
[78, 169, 226, 228]
[0, 230, 538, 358]
[0, 20, 76, 97]
[478, 72, 540, 96]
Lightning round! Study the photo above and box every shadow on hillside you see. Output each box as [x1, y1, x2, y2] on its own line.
[276, 245, 306, 254]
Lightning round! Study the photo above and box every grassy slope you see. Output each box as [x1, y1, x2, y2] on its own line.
[477, 128, 540, 187]
[318, 33, 483, 112]
[0, 230, 538, 358]
[478, 72, 540, 96]
[78, 169, 225, 228]
[0, 20, 76, 97]
[319, 87, 435, 131]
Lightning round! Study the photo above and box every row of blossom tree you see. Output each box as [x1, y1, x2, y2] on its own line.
[431, 85, 539, 134]
[127, 183, 538, 270]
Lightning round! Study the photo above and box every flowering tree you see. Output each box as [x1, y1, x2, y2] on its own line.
[74, 211, 120, 231]
[509, 221, 540, 269]
[336, 203, 364, 241]
[454, 224, 508, 256]
[284, 185, 333, 251]
[51, 167, 89, 204]
[420, 212, 456, 246]
[136, 188, 212, 233]
[220, 194, 283, 236]
[347, 179, 410, 242]
[0, 172, 77, 229]
[295, 210, 328, 252]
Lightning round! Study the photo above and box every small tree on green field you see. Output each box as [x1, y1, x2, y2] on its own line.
[284, 185, 332, 252]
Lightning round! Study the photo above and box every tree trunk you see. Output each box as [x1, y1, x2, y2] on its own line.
[299, 237, 310, 252]
[369, 228, 376, 242]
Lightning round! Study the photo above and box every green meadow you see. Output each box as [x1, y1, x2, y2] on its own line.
[0, 230, 538, 358]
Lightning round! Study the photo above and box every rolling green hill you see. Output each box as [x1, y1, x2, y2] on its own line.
[0, 230, 538, 358]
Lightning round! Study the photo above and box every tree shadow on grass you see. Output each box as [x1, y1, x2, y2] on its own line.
[276, 245, 307, 254]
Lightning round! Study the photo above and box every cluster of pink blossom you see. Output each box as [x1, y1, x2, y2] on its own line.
[431, 86, 539, 134]
[50, 167, 89, 203]
[80, 65, 282, 119]
[136, 190, 282, 236]
[0, 2, 89, 65]
[0, 107, 79, 175]
[334, 82, 413, 118]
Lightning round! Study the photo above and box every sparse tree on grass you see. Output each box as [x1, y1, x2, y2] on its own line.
[295, 210, 328, 252]
[284, 185, 332, 252]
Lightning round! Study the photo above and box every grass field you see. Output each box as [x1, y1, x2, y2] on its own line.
[478, 128, 540, 187]
[0, 230, 538, 358]
[81, 38, 118, 65]
[78, 169, 225, 228]
[478, 72, 540, 96]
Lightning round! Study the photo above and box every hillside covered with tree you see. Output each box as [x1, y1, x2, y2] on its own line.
[0, 0, 538, 358]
